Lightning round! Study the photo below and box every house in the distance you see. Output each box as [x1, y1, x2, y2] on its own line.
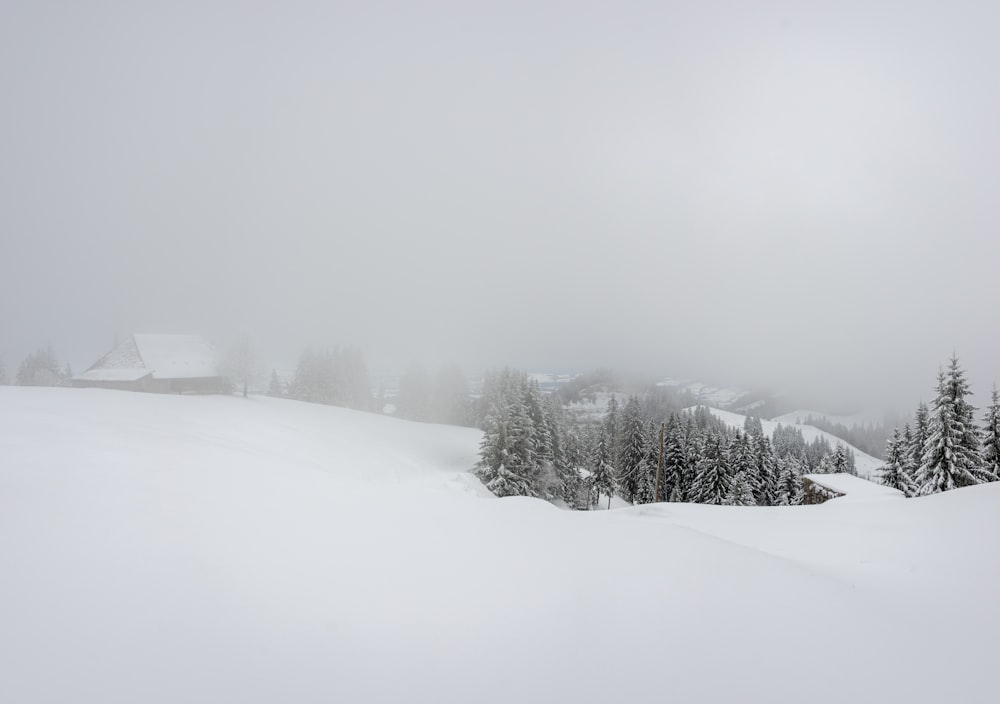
[73, 334, 226, 394]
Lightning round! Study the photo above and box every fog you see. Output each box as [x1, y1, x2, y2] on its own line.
[2, 1, 999, 410]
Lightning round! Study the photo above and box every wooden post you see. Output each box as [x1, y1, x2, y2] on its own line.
[654, 422, 665, 503]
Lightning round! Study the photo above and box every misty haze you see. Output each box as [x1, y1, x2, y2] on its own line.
[2, 3, 998, 704]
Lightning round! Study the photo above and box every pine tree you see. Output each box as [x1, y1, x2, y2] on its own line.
[727, 471, 756, 506]
[662, 415, 688, 502]
[604, 395, 622, 479]
[542, 387, 572, 501]
[773, 458, 791, 506]
[523, 380, 554, 485]
[288, 347, 372, 408]
[774, 456, 804, 506]
[726, 432, 756, 506]
[773, 424, 807, 460]
[743, 415, 764, 438]
[805, 436, 832, 471]
[484, 462, 533, 498]
[474, 370, 545, 498]
[753, 435, 779, 505]
[691, 433, 732, 505]
[475, 395, 535, 497]
[945, 355, 982, 465]
[980, 385, 1000, 483]
[617, 397, 649, 503]
[590, 428, 616, 508]
[632, 421, 659, 504]
[900, 423, 918, 486]
[910, 402, 930, 474]
[832, 445, 847, 474]
[879, 428, 916, 496]
[815, 446, 850, 475]
[543, 393, 578, 504]
[680, 418, 703, 499]
[919, 360, 989, 494]
[15, 346, 61, 386]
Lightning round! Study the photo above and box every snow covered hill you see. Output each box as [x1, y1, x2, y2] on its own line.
[772, 408, 886, 428]
[2, 387, 998, 704]
[689, 405, 884, 478]
[658, 377, 747, 406]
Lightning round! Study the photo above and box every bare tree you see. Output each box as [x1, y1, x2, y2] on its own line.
[225, 335, 259, 399]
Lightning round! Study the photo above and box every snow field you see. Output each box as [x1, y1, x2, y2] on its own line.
[1, 387, 998, 703]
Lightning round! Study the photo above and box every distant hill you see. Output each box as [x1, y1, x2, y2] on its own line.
[687, 405, 884, 479]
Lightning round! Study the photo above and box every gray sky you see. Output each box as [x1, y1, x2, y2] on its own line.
[2, 1, 998, 409]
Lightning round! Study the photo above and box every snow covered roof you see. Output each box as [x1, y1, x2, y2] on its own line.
[76, 334, 220, 381]
[802, 473, 904, 501]
[132, 334, 219, 379]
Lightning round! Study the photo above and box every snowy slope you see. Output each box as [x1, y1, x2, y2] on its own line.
[688, 405, 884, 478]
[773, 408, 886, 428]
[2, 388, 998, 704]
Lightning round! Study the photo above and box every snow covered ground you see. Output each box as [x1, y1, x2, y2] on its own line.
[2, 387, 998, 704]
[689, 405, 884, 478]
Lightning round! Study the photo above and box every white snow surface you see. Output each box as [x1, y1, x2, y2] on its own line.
[2, 387, 999, 704]
[803, 472, 906, 502]
[688, 405, 884, 478]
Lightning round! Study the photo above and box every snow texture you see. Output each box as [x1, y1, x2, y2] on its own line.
[1, 387, 998, 704]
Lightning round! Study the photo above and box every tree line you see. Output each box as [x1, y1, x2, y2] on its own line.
[0, 347, 72, 387]
[793, 414, 893, 460]
[267, 350, 478, 426]
[267, 346, 375, 411]
[475, 368, 858, 508]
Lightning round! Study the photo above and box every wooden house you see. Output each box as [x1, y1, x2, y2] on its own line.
[73, 334, 226, 394]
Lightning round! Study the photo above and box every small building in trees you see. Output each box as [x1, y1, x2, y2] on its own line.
[801, 473, 904, 505]
[73, 334, 225, 394]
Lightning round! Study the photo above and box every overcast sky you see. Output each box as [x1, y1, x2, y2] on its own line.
[2, 1, 998, 409]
